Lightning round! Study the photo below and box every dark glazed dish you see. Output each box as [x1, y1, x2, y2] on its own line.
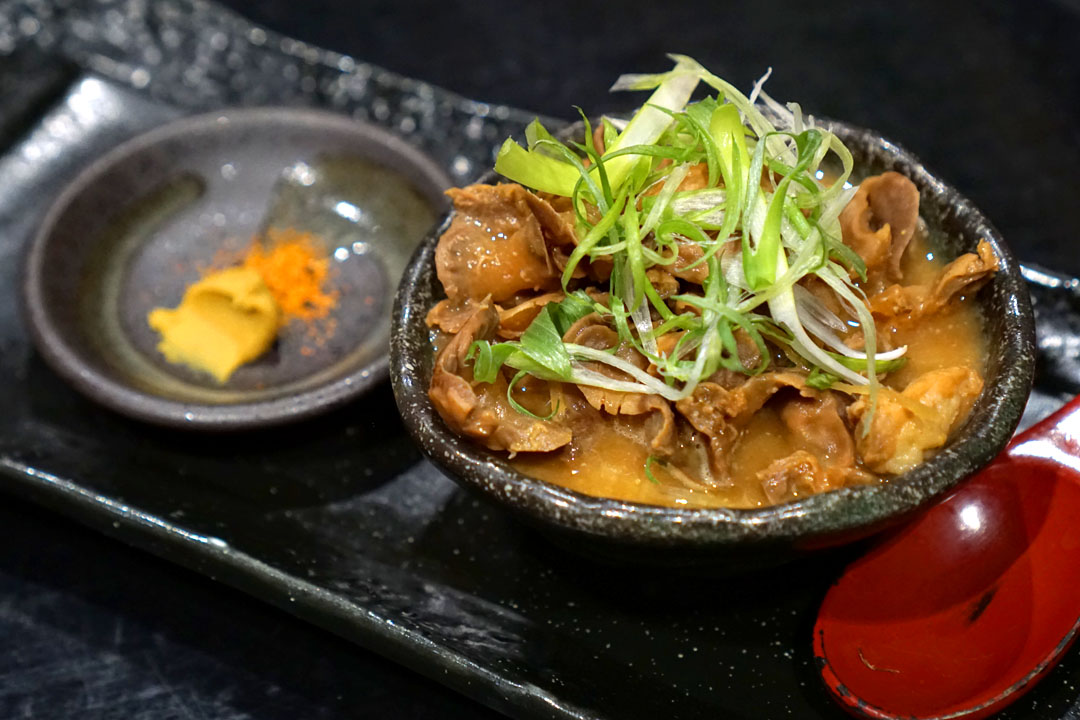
[24, 108, 450, 430]
[391, 117, 1035, 562]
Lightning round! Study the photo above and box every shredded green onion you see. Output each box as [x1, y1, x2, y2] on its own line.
[470, 56, 903, 419]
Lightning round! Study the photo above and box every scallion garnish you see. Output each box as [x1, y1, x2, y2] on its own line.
[472, 56, 904, 421]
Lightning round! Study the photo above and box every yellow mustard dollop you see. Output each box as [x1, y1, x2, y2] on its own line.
[147, 266, 280, 383]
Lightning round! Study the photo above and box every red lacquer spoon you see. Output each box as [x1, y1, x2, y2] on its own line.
[814, 395, 1080, 719]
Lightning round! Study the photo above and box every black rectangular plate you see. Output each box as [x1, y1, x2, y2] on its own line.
[2, 4, 1080, 719]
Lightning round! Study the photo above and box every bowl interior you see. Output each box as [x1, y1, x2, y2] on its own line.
[26, 108, 450, 429]
[390, 119, 1034, 555]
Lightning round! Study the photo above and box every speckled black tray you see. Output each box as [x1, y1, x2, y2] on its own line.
[1, 3, 1079, 719]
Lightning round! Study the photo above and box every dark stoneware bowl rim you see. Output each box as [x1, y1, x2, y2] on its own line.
[390, 118, 1035, 550]
[23, 107, 451, 431]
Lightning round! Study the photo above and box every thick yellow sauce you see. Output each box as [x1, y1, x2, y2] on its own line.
[511, 233, 988, 508]
[148, 266, 280, 382]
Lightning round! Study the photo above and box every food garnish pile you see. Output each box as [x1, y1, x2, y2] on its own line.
[427, 56, 999, 508]
[148, 228, 338, 382]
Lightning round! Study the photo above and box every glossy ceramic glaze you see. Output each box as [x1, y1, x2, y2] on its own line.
[814, 395, 1080, 719]
[390, 119, 1036, 560]
[23, 108, 450, 429]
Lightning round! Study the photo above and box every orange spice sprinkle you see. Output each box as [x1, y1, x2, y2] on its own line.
[243, 228, 339, 323]
[172, 227, 341, 368]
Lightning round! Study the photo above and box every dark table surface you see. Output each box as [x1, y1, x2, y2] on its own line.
[3, 1, 1080, 718]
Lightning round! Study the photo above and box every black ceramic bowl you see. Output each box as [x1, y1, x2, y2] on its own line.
[390, 119, 1035, 563]
[24, 108, 450, 430]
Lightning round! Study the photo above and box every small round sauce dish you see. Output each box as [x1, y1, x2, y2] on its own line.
[24, 108, 451, 430]
[390, 119, 1035, 563]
